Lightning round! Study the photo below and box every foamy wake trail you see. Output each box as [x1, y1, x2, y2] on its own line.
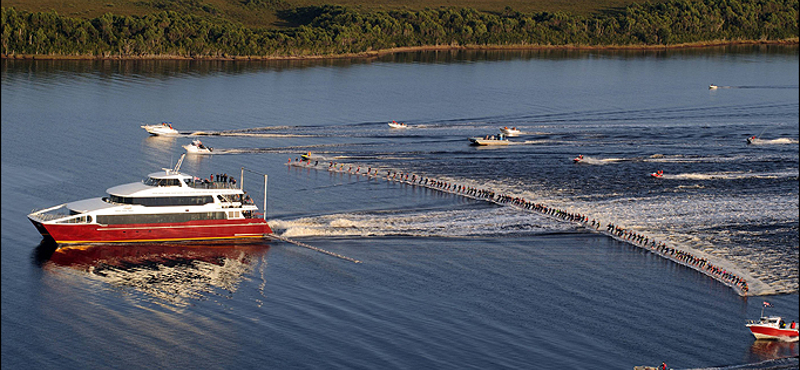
[661, 170, 799, 180]
[749, 138, 799, 145]
[645, 154, 759, 163]
[286, 160, 797, 295]
[270, 207, 577, 238]
[678, 357, 798, 370]
[578, 154, 774, 164]
[557, 192, 799, 296]
[574, 156, 626, 165]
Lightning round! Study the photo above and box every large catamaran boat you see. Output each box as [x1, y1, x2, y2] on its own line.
[28, 155, 272, 244]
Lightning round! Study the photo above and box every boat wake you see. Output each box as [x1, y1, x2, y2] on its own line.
[514, 140, 552, 145]
[573, 156, 627, 165]
[643, 154, 775, 163]
[285, 157, 797, 295]
[657, 170, 799, 181]
[679, 357, 799, 370]
[270, 207, 578, 239]
[748, 138, 799, 145]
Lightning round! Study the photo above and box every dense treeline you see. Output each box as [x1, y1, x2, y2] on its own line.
[2, 0, 797, 58]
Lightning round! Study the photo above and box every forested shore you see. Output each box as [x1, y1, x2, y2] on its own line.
[2, 0, 798, 59]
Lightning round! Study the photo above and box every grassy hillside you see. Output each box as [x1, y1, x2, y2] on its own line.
[3, 0, 796, 58]
[1, 0, 646, 28]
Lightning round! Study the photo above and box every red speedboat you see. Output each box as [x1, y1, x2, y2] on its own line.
[746, 302, 799, 341]
[650, 170, 664, 178]
[573, 155, 584, 163]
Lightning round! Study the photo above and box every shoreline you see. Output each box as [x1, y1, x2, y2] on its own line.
[3, 38, 797, 61]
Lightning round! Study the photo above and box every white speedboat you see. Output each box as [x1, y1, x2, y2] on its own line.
[500, 126, 521, 136]
[469, 134, 510, 146]
[746, 302, 799, 340]
[388, 121, 408, 128]
[27, 154, 271, 244]
[142, 122, 179, 136]
[183, 140, 213, 154]
[709, 84, 718, 90]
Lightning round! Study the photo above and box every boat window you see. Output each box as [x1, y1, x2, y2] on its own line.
[58, 214, 93, 224]
[96, 212, 226, 225]
[144, 177, 180, 187]
[107, 195, 214, 206]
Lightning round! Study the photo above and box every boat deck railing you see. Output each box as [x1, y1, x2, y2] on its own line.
[186, 180, 239, 190]
[29, 213, 68, 222]
[28, 204, 70, 222]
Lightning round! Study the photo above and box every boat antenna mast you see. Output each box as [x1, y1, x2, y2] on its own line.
[757, 126, 767, 140]
[241, 167, 269, 221]
[164, 154, 186, 174]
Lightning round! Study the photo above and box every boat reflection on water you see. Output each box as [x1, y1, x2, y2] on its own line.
[34, 240, 270, 306]
[747, 339, 799, 364]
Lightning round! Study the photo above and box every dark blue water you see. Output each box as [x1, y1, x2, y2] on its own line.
[2, 47, 798, 369]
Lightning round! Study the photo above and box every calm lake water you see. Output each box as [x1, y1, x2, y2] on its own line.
[2, 46, 798, 369]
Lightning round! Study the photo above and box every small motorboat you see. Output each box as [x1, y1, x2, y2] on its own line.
[183, 140, 212, 154]
[650, 170, 664, 178]
[746, 136, 759, 145]
[709, 84, 718, 90]
[142, 122, 179, 136]
[388, 121, 408, 129]
[746, 302, 799, 340]
[500, 126, 521, 136]
[469, 134, 510, 146]
[573, 154, 584, 163]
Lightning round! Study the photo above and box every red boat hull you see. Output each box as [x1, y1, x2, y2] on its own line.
[747, 325, 799, 340]
[30, 218, 272, 244]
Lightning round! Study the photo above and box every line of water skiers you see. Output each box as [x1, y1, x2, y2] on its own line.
[288, 158, 750, 294]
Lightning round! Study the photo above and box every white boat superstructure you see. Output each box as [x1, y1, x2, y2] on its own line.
[183, 139, 213, 154]
[469, 134, 510, 146]
[388, 121, 408, 128]
[142, 122, 179, 136]
[500, 127, 521, 136]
